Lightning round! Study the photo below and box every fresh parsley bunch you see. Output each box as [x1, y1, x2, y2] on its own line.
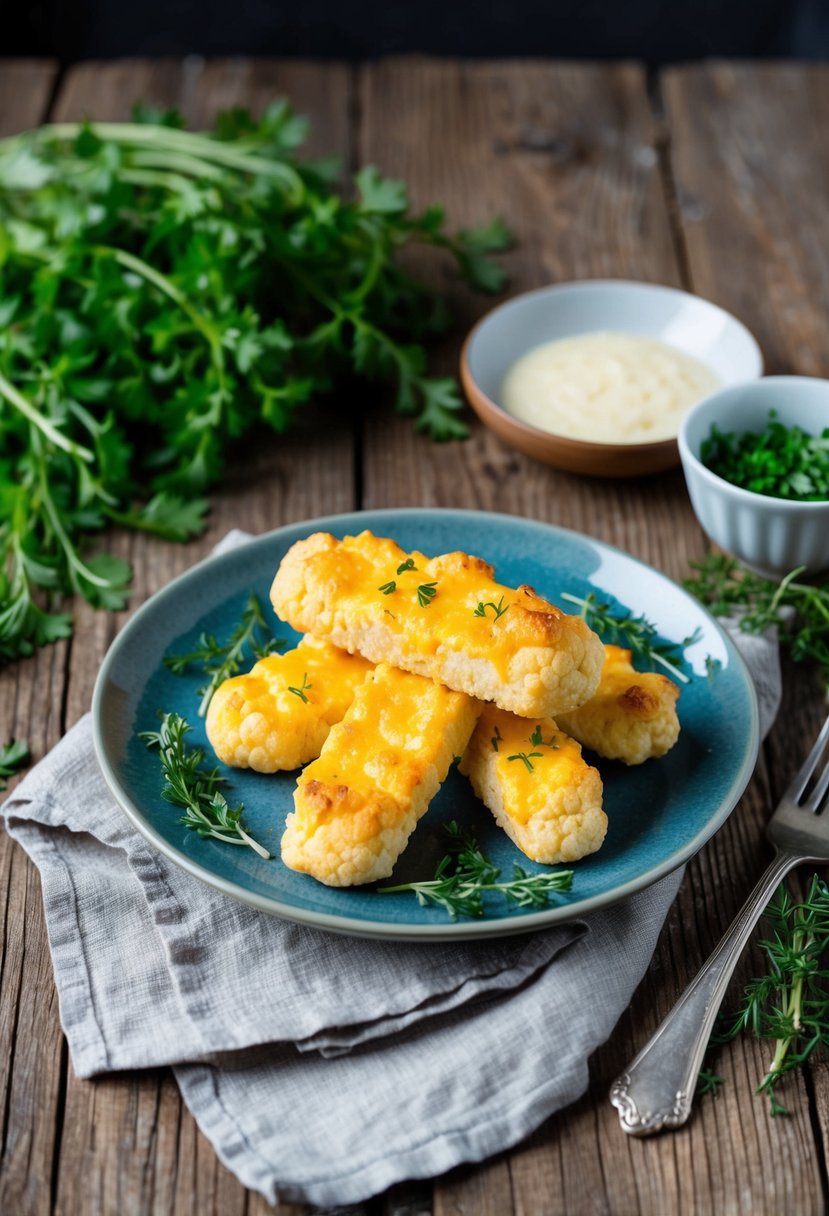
[0, 102, 510, 661]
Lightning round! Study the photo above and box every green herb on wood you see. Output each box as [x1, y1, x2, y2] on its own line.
[0, 738, 30, 790]
[164, 592, 280, 715]
[0, 105, 510, 662]
[684, 554, 829, 694]
[141, 711, 271, 858]
[704, 875, 829, 1115]
[378, 820, 573, 919]
[701, 410, 829, 501]
[560, 591, 695, 684]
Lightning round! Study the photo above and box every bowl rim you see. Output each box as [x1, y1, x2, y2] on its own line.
[678, 373, 829, 510]
[461, 278, 764, 452]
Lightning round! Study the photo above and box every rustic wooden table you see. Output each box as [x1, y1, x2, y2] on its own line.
[2, 54, 829, 1216]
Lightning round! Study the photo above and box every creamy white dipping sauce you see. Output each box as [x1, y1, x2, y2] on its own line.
[500, 330, 720, 444]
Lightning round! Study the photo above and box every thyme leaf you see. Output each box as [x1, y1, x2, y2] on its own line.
[164, 592, 281, 715]
[473, 595, 509, 620]
[141, 711, 271, 859]
[288, 672, 312, 703]
[378, 821, 573, 919]
[0, 738, 30, 790]
[560, 591, 694, 684]
[417, 581, 438, 607]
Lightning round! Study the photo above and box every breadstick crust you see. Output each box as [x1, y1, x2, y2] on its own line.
[460, 705, 606, 864]
[556, 644, 680, 766]
[269, 530, 604, 718]
[205, 635, 373, 772]
[281, 663, 482, 887]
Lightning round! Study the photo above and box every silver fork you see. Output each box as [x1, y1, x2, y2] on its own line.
[610, 712, 829, 1135]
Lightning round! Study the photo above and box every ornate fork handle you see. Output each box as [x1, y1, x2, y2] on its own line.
[610, 848, 801, 1135]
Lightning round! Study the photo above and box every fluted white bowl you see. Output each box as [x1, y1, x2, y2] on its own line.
[678, 376, 829, 579]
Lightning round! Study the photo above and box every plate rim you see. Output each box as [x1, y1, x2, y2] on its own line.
[92, 506, 760, 941]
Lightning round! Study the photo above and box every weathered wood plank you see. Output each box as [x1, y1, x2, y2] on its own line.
[0, 58, 70, 1216]
[357, 58, 696, 578]
[662, 63, 829, 380]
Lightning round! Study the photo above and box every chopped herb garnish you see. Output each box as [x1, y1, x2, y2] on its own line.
[560, 591, 694, 684]
[288, 672, 312, 703]
[164, 593, 281, 715]
[507, 750, 543, 772]
[396, 558, 417, 574]
[701, 409, 829, 501]
[0, 738, 30, 790]
[529, 724, 558, 749]
[378, 580, 397, 595]
[378, 821, 573, 919]
[491, 724, 503, 752]
[473, 595, 510, 621]
[417, 581, 438, 607]
[141, 711, 271, 859]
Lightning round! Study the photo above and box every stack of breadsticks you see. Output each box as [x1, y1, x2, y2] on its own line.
[206, 532, 681, 888]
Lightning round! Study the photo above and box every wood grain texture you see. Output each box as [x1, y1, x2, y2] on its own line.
[662, 62, 829, 378]
[0, 58, 68, 1216]
[2, 56, 829, 1216]
[357, 58, 692, 578]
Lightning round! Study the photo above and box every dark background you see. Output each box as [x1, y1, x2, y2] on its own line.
[7, 0, 829, 63]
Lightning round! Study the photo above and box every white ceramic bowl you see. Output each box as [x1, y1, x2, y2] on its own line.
[461, 280, 763, 477]
[678, 376, 829, 579]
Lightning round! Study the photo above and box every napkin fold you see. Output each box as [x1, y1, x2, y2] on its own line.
[0, 533, 778, 1208]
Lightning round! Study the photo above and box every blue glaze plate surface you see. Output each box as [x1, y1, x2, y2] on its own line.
[92, 508, 760, 940]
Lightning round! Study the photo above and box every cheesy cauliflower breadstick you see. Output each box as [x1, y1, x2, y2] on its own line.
[460, 705, 606, 864]
[270, 531, 604, 719]
[556, 644, 680, 766]
[206, 635, 373, 772]
[281, 663, 482, 887]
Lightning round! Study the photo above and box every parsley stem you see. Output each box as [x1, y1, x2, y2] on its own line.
[9, 122, 306, 200]
[0, 370, 94, 462]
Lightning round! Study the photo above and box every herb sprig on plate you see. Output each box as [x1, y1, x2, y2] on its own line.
[0, 104, 510, 662]
[163, 592, 280, 715]
[378, 821, 573, 919]
[141, 711, 271, 859]
[560, 591, 696, 683]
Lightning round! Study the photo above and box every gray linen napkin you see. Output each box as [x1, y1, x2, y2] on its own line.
[0, 534, 778, 1208]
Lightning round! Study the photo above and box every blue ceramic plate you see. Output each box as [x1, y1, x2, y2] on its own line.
[92, 508, 759, 940]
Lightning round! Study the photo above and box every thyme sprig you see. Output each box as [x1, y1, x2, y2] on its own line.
[702, 875, 829, 1114]
[164, 592, 281, 715]
[0, 738, 30, 790]
[560, 591, 694, 684]
[378, 821, 573, 919]
[508, 750, 543, 772]
[288, 672, 312, 703]
[684, 554, 829, 694]
[473, 595, 509, 620]
[141, 711, 271, 859]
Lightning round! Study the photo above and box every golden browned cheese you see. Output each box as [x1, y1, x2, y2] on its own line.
[460, 705, 606, 864]
[269, 530, 604, 718]
[556, 644, 681, 765]
[205, 635, 373, 772]
[281, 663, 482, 886]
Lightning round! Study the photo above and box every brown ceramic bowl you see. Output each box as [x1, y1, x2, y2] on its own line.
[460, 280, 763, 479]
